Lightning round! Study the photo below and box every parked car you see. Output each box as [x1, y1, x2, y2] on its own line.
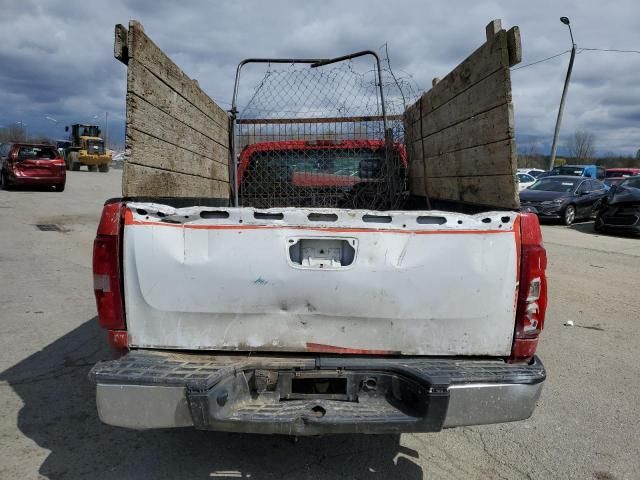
[0, 143, 66, 191]
[552, 164, 606, 180]
[594, 176, 640, 234]
[519, 176, 607, 225]
[605, 168, 640, 179]
[517, 172, 536, 191]
[517, 168, 546, 178]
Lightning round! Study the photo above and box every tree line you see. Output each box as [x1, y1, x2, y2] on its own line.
[519, 129, 640, 170]
[0, 124, 53, 145]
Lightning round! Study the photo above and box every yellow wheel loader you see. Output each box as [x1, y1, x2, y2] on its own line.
[64, 124, 112, 172]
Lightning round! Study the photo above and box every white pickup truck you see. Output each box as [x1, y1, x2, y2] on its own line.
[89, 200, 547, 435]
[89, 19, 546, 436]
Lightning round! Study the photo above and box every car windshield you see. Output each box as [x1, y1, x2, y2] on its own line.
[620, 177, 640, 189]
[528, 178, 579, 192]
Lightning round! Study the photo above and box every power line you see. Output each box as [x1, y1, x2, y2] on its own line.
[511, 49, 571, 71]
[511, 46, 640, 72]
[578, 47, 640, 54]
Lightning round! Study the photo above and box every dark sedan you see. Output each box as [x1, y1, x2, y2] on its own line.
[519, 176, 607, 225]
[595, 176, 640, 234]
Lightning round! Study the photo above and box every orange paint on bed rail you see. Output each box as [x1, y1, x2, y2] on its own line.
[124, 213, 514, 236]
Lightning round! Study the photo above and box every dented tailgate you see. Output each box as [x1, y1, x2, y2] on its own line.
[122, 203, 520, 356]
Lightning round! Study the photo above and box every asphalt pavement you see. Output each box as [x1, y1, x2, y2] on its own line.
[0, 170, 638, 479]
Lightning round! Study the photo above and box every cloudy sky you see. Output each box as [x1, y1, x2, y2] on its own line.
[1, 0, 638, 156]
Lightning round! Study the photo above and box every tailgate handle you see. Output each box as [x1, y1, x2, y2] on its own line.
[288, 238, 356, 269]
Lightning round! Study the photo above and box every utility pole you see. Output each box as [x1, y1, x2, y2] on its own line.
[548, 17, 576, 171]
[105, 111, 109, 150]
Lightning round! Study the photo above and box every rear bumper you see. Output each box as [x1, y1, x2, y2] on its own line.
[89, 351, 545, 435]
[8, 172, 65, 185]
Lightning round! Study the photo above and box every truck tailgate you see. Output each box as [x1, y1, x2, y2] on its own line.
[123, 203, 519, 356]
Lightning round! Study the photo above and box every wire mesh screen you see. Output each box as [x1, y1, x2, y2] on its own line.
[233, 54, 414, 210]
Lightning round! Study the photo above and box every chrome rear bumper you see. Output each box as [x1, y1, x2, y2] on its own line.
[90, 352, 545, 434]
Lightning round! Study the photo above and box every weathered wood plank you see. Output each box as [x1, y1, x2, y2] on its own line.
[485, 19, 502, 41]
[423, 139, 516, 178]
[407, 141, 425, 180]
[114, 24, 128, 64]
[127, 93, 229, 167]
[404, 102, 420, 129]
[507, 26, 522, 67]
[420, 67, 510, 139]
[419, 29, 510, 116]
[425, 174, 519, 208]
[127, 128, 229, 182]
[127, 59, 228, 148]
[408, 175, 426, 197]
[422, 103, 513, 157]
[123, 163, 229, 198]
[127, 20, 229, 131]
[404, 19, 520, 209]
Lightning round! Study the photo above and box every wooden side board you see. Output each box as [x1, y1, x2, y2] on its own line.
[404, 20, 521, 209]
[115, 21, 231, 199]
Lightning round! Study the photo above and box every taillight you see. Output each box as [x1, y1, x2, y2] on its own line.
[511, 213, 548, 361]
[93, 201, 127, 350]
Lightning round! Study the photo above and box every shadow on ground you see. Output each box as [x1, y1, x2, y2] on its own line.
[567, 220, 597, 235]
[0, 319, 423, 479]
[567, 220, 640, 238]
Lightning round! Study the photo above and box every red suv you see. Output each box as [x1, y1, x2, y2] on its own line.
[0, 143, 66, 191]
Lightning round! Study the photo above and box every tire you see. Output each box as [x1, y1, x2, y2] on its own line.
[98, 163, 110, 173]
[69, 152, 80, 171]
[55, 183, 65, 192]
[0, 169, 9, 190]
[563, 204, 576, 226]
[88, 165, 98, 172]
[594, 213, 605, 233]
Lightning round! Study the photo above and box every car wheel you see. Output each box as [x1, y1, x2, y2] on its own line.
[0, 169, 10, 190]
[563, 204, 576, 226]
[55, 183, 65, 192]
[98, 163, 110, 173]
[594, 213, 605, 232]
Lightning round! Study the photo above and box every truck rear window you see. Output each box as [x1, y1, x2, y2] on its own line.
[240, 147, 397, 208]
[245, 148, 382, 181]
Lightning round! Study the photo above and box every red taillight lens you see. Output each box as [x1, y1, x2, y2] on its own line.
[512, 213, 548, 361]
[93, 202, 126, 333]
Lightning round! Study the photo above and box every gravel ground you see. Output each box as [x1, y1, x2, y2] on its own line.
[0, 170, 638, 479]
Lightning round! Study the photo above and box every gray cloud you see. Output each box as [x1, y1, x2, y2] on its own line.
[0, 0, 638, 155]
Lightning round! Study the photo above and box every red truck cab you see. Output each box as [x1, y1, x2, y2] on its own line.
[236, 139, 407, 208]
[0, 143, 66, 191]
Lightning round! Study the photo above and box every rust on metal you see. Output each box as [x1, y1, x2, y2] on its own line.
[236, 115, 403, 125]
